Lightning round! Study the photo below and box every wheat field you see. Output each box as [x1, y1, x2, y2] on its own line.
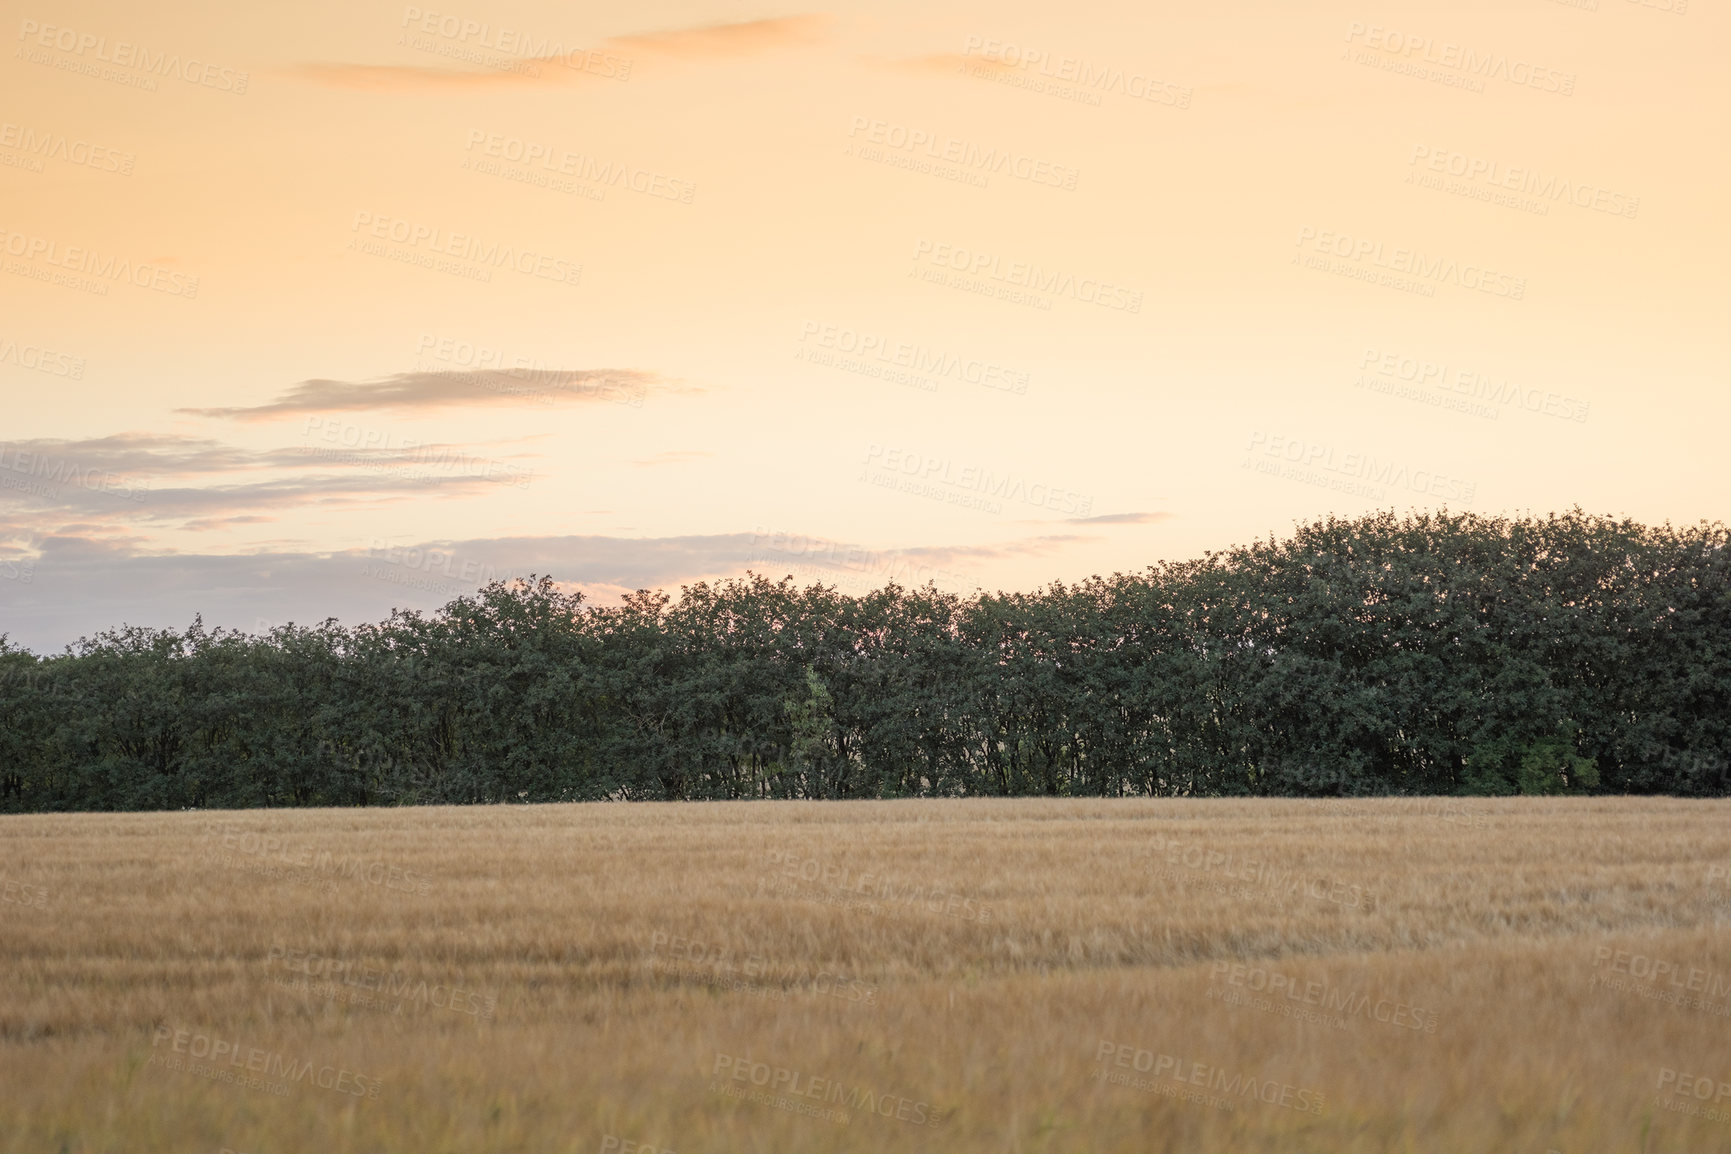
[3, 797, 1730, 1153]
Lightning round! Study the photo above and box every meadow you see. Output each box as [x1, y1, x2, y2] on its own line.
[3, 796, 1730, 1153]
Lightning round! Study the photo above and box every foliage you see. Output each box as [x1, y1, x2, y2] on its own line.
[2, 510, 1726, 810]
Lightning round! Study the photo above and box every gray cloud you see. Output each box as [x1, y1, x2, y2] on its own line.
[180, 369, 664, 420]
[0, 433, 537, 536]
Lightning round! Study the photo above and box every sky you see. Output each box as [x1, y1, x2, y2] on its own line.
[1, 0, 1724, 652]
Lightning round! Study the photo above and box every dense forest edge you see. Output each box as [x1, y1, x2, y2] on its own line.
[1, 509, 1727, 811]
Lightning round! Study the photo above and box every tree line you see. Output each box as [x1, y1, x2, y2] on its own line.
[2, 509, 1726, 811]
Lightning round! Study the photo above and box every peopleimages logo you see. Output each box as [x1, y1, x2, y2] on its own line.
[1, 875, 49, 906]
[846, 117, 1079, 190]
[1091, 1041, 1326, 1115]
[911, 239, 1142, 313]
[763, 847, 994, 922]
[348, 211, 582, 287]
[265, 944, 497, 1018]
[1207, 960, 1439, 1033]
[748, 528, 981, 594]
[0, 122, 134, 174]
[399, 7, 632, 80]
[1357, 347, 1589, 423]
[1145, 830, 1377, 911]
[198, 827, 432, 895]
[1244, 431, 1477, 504]
[1407, 146, 1639, 219]
[710, 1052, 943, 1127]
[0, 445, 148, 502]
[1294, 227, 1525, 300]
[1654, 1066, 1731, 1124]
[413, 335, 647, 407]
[302, 416, 535, 488]
[0, 335, 84, 378]
[1590, 945, 1731, 1004]
[959, 35, 1192, 108]
[463, 130, 695, 204]
[799, 322, 1029, 394]
[1343, 22, 1575, 96]
[16, 19, 250, 93]
[861, 443, 1093, 517]
[648, 931, 878, 1006]
[0, 227, 200, 298]
[367, 541, 507, 588]
[149, 1026, 382, 1098]
[599, 1138, 673, 1154]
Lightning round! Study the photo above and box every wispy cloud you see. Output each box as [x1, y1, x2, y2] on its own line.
[632, 450, 714, 468]
[1065, 511, 1173, 525]
[608, 14, 829, 58]
[300, 15, 829, 91]
[0, 433, 536, 536]
[907, 535, 1089, 565]
[180, 369, 665, 420]
[2, 433, 258, 477]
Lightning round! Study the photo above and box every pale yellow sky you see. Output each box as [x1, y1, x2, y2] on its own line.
[1, 0, 1724, 648]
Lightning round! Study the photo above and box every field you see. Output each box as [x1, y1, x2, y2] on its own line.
[4, 797, 1731, 1154]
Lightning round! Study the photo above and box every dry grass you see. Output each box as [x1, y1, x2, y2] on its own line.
[3, 796, 1731, 1153]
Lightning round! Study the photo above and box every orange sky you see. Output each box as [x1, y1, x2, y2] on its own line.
[1, 0, 1724, 649]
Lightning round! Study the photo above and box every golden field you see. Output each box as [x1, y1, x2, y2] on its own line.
[3, 797, 1731, 1154]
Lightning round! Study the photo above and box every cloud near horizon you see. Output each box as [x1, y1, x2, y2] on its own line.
[0, 527, 1107, 653]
